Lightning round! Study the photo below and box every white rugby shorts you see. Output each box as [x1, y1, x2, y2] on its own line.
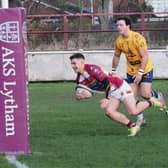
[108, 80, 133, 101]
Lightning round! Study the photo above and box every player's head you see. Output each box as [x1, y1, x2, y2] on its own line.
[70, 53, 85, 73]
[115, 17, 132, 36]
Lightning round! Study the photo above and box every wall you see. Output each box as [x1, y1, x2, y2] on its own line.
[28, 49, 168, 81]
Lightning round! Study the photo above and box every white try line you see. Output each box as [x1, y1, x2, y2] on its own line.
[5, 155, 29, 168]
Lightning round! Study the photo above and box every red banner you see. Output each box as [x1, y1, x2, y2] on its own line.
[0, 8, 30, 154]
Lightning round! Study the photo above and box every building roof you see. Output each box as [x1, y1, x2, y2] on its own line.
[147, 0, 168, 16]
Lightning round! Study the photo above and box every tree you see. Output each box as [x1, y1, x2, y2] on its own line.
[96, 0, 113, 29]
[128, 0, 153, 22]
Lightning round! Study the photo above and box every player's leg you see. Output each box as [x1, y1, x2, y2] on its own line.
[123, 93, 163, 119]
[126, 73, 145, 126]
[151, 91, 166, 106]
[140, 81, 152, 99]
[140, 69, 166, 104]
[123, 94, 162, 136]
[103, 81, 142, 136]
[140, 69, 167, 109]
[123, 95, 151, 116]
[119, 80, 163, 136]
[100, 97, 139, 136]
[100, 98, 132, 125]
[114, 93, 143, 136]
[150, 89, 166, 107]
[140, 82, 167, 112]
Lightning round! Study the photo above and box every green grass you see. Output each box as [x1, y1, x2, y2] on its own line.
[1, 80, 168, 168]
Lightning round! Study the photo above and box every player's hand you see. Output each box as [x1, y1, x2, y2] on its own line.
[76, 91, 91, 100]
[111, 68, 117, 76]
[133, 73, 142, 84]
[111, 72, 117, 76]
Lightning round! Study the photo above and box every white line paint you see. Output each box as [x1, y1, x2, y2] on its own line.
[5, 155, 29, 168]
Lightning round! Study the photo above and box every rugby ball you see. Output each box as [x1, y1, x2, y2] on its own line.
[76, 84, 93, 98]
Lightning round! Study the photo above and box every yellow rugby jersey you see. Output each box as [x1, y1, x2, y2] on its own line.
[115, 31, 153, 75]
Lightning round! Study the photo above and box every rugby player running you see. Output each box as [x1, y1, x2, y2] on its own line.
[111, 17, 167, 126]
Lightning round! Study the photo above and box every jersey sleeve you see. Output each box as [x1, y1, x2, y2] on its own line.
[114, 39, 122, 57]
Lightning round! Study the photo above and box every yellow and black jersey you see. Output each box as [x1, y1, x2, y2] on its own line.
[115, 31, 153, 75]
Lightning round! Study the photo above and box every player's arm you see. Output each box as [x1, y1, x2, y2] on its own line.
[137, 34, 149, 73]
[75, 74, 93, 100]
[112, 54, 120, 73]
[112, 41, 121, 74]
[75, 83, 93, 100]
[133, 37, 149, 83]
[75, 89, 92, 100]
[90, 65, 111, 97]
[139, 48, 149, 71]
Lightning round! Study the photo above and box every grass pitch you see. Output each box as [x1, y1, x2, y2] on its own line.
[1, 80, 168, 168]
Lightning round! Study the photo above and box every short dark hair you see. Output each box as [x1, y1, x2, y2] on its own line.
[69, 53, 85, 60]
[115, 17, 132, 29]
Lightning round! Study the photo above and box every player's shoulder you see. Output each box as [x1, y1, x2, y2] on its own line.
[115, 35, 124, 46]
[85, 64, 101, 72]
[116, 35, 123, 42]
[131, 31, 145, 40]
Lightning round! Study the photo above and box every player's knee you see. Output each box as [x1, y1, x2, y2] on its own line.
[100, 98, 109, 109]
[128, 110, 138, 116]
[100, 99, 116, 117]
[141, 92, 151, 100]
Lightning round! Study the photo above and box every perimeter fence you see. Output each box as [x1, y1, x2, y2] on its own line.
[27, 12, 168, 51]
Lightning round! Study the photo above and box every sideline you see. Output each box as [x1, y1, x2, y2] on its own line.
[5, 155, 29, 168]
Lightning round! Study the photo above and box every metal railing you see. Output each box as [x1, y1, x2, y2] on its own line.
[27, 12, 168, 50]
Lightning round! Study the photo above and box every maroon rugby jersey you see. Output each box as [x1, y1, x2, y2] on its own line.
[76, 64, 123, 92]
